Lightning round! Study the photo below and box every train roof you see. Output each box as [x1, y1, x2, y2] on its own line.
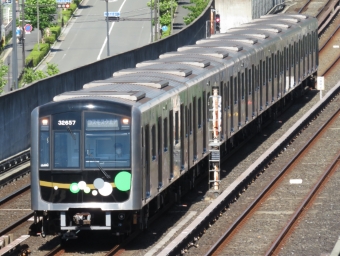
[53, 14, 317, 107]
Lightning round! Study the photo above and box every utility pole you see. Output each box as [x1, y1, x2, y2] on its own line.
[105, 0, 110, 56]
[157, 0, 160, 40]
[37, 0, 40, 51]
[11, 0, 18, 90]
[170, 0, 173, 35]
[150, 1, 152, 42]
[21, 1, 26, 71]
[154, 0, 157, 41]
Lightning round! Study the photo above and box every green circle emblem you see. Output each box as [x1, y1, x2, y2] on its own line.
[70, 182, 80, 193]
[114, 171, 131, 191]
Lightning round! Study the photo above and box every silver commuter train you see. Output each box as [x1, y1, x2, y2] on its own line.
[30, 14, 318, 239]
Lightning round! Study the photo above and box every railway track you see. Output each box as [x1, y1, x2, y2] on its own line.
[205, 106, 340, 256]
[148, 4, 340, 255]
[1, 2, 339, 255]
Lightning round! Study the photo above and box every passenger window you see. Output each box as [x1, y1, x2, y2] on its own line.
[234, 77, 237, 104]
[198, 98, 202, 128]
[164, 118, 168, 152]
[152, 125, 156, 160]
[241, 73, 245, 99]
[175, 111, 179, 143]
[189, 104, 192, 135]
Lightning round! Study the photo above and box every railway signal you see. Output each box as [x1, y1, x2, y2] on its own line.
[215, 14, 220, 32]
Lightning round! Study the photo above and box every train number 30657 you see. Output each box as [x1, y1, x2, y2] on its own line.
[58, 120, 76, 125]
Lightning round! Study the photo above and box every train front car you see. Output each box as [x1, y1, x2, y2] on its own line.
[30, 99, 140, 239]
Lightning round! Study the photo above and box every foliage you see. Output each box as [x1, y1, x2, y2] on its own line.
[24, 0, 58, 32]
[62, 9, 72, 23]
[46, 62, 59, 76]
[183, 0, 209, 25]
[147, 0, 178, 28]
[26, 43, 50, 67]
[0, 61, 9, 94]
[22, 63, 59, 85]
[22, 68, 47, 84]
[44, 34, 56, 44]
[49, 26, 61, 38]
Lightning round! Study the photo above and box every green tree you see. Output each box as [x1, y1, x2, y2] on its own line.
[0, 61, 9, 94]
[147, 0, 178, 28]
[183, 0, 209, 25]
[24, 0, 57, 35]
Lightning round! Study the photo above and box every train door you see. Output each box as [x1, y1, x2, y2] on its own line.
[197, 96, 203, 161]
[265, 57, 269, 107]
[180, 104, 186, 171]
[157, 117, 163, 189]
[150, 125, 158, 195]
[294, 42, 297, 87]
[188, 103, 193, 168]
[303, 36, 306, 77]
[240, 72, 245, 127]
[144, 125, 151, 199]
[251, 65, 256, 118]
[289, 44, 293, 92]
[169, 110, 174, 180]
[203, 92, 207, 153]
[221, 82, 228, 140]
[245, 68, 251, 122]
[162, 117, 170, 187]
[230, 77, 235, 132]
[259, 60, 265, 111]
[193, 97, 198, 161]
[185, 105, 190, 169]
[299, 39, 303, 82]
[225, 82, 230, 137]
[269, 55, 274, 102]
[279, 50, 283, 99]
[283, 47, 287, 98]
[307, 33, 311, 75]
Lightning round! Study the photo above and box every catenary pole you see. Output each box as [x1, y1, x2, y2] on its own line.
[105, 0, 110, 56]
[11, 0, 18, 90]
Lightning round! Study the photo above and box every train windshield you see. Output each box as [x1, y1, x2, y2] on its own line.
[84, 112, 131, 168]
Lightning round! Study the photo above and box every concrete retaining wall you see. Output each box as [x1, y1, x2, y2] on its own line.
[0, 1, 213, 160]
[216, 0, 284, 32]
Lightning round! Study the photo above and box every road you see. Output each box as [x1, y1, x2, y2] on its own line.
[38, 0, 151, 73]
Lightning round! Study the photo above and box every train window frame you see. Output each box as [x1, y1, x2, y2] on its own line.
[241, 72, 245, 100]
[248, 69, 252, 95]
[39, 131, 50, 169]
[234, 76, 237, 105]
[198, 97, 202, 129]
[164, 118, 168, 152]
[189, 104, 192, 135]
[175, 111, 179, 144]
[152, 124, 156, 160]
[53, 130, 80, 169]
[268, 57, 272, 82]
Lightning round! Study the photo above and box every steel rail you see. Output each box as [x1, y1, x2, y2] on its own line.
[204, 106, 340, 256]
[44, 245, 65, 256]
[266, 150, 340, 255]
[0, 212, 34, 236]
[0, 184, 31, 205]
[298, 0, 312, 14]
[315, 0, 332, 18]
[320, 24, 340, 52]
[322, 55, 340, 76]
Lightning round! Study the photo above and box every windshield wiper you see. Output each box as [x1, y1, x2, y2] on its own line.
[67, 126, 76, 141]
[97, 163, 111, 179]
